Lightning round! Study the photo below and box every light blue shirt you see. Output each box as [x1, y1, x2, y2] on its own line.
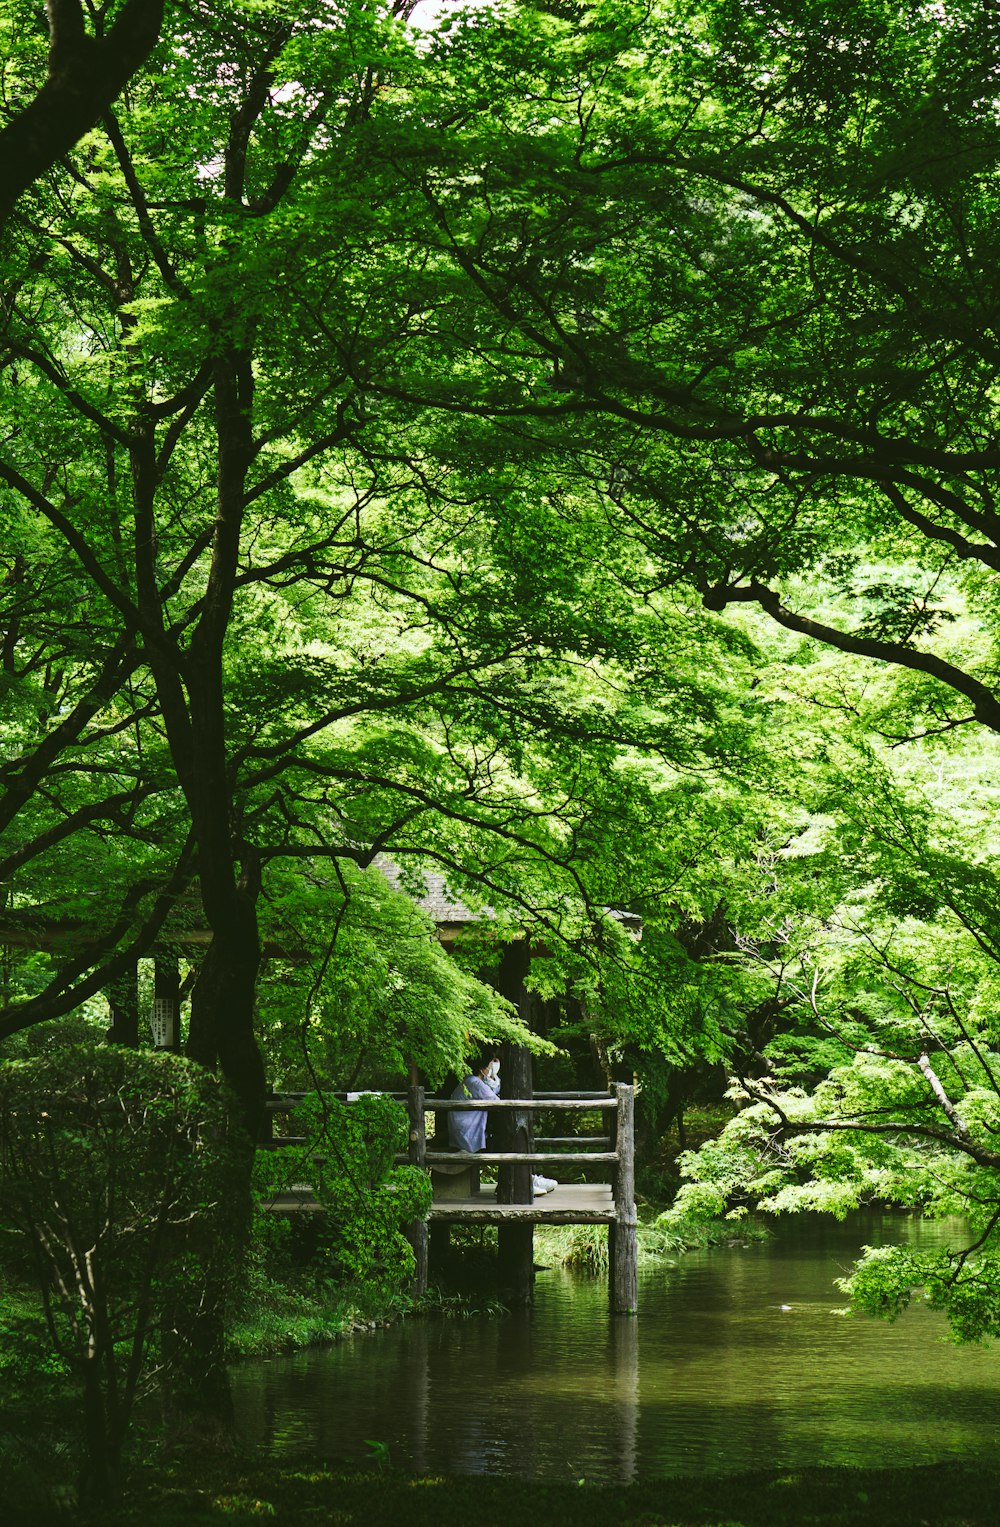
[448, 1072, 499, 1152]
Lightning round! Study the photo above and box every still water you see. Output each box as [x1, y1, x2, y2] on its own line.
[231, 1214, 1000, 1481]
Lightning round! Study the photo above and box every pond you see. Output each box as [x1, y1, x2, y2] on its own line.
[230, 1213, 1000, 1482]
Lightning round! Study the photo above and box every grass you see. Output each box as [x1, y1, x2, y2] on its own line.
[227, 1273, 381, 1358]
[535, 1208, 768, 1275]
[9, 1457, 1000, 1526]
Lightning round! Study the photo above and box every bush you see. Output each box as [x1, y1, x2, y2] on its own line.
[0, 1042, 245, 1509]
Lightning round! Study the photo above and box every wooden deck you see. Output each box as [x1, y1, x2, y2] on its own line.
[264, 1083, 638, 1312]
[429, 1181, 615, 1223]
[264, 1181, 615, 1222]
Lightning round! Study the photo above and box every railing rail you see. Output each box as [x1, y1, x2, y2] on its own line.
[265, 1089, 617, 1112]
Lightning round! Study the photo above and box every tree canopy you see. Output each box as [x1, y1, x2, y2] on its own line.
[6, 0, 1000, 1345]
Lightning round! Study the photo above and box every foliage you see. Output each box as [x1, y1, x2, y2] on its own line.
[0, 1041, 245, 1505]
[0, 0, 780, 1151]
[663, 918, 1000, 1341]
[253, 1092, 430, 1305]
[257, 862, 555, 1091]
[8, 0, 1000, 1365]
[537, 1204, 764, 1275]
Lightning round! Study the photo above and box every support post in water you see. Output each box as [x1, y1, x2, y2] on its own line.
[428, 1079, 451, 1270]
[496, 940, 535, 1304]
[610, 1082, 638, 1315]
[405, 1068, 429, 1296]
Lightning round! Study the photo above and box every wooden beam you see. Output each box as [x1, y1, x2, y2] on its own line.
[403, 1072, 428, 1296]
[263, 1092, 618, 1112]
[428, 1204, 615, 1223]
[535, 1136, 611, 1146]
[610, 1083, 638, 1316]
[426, 1097, 617, 1111]
[419, 1150, 617, 1165]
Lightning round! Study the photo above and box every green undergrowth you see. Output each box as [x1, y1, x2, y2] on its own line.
[0, 1284, 73, 1404]
[227, 1271, 508, 1359]
[12, 1458, 1000, 1526]
[227, 1270, 399, 1358]
[536, 1210, 768, 1275]
[0, 1284, 77, 1511]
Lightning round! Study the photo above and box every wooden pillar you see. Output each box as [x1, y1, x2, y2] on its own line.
[429, 1080, 452, 1270]
[496, 939, 534, 1305]
[108, 960, 139, 1047]
[404, 1068, 429, 1296]
[610, 1082, 638, 1315]
[430, 1219, 451, 1271]
[150, 952, 181, 1051]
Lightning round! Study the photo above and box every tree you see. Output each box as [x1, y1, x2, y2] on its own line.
[0, 1041, 244, 1506]
[359, 0, 1000, 756]
[315, 0, 1000, 1247]
[648, 683, 1000, 1343]
[0, 0, 776, 1236]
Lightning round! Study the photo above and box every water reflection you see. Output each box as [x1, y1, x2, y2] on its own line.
[231, 1213, 1000, 1481]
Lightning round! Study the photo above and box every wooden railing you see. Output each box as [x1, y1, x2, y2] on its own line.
[403, 1084, 636, 1313]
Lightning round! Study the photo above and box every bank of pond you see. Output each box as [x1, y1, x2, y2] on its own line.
[17, 1459, 1000, 1526]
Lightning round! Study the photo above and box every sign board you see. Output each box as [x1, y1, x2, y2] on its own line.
[150, 996, 177, 1049]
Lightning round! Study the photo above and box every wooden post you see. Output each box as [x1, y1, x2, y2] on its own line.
[610, 1082, 638, 1315]
[405, 1067, 429, 1296]
[429, 1078, 452, 1269]
[496, 940, 535, 1305]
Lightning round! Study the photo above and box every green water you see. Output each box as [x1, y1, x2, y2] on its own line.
[230, 1213, 1000, 1481]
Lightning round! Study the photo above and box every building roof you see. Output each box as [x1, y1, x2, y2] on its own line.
[374, 860, 642, 935]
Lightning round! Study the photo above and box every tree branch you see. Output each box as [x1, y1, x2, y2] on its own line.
[701, 579, 1000, 733]
[0, 0, 165, 225]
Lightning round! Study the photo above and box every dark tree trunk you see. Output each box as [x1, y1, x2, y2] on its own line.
[107, 960, 139, 1047]
[186, 898, 266, 1140]
[173, 897, 262, 1439]
[161, 1257, 236, 1448]
[0, 0, 165, 226]
[78, 1362, 122, 1509]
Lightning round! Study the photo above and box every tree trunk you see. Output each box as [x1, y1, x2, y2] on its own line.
[186, 904, 266, 1136]
[78, 1362, 121, 1509]
[107, 960, 139, 1046]
[161, 1256, 236, 1449]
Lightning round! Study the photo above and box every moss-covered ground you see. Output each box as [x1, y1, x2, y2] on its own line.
[8, 1457, 1000, 1526]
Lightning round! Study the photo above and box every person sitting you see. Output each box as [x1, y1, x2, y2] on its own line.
[448, 1051, 501, 1154]
[448, 1053, 557, 1196]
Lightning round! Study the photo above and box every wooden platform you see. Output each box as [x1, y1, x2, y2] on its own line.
[428, 1181, 615, 1223]
[263, 1083, 637, 1312]
[264, 1181, 614, 1222]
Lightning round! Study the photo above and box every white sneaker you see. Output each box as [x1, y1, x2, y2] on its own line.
[532, 1175, 556, 1195]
